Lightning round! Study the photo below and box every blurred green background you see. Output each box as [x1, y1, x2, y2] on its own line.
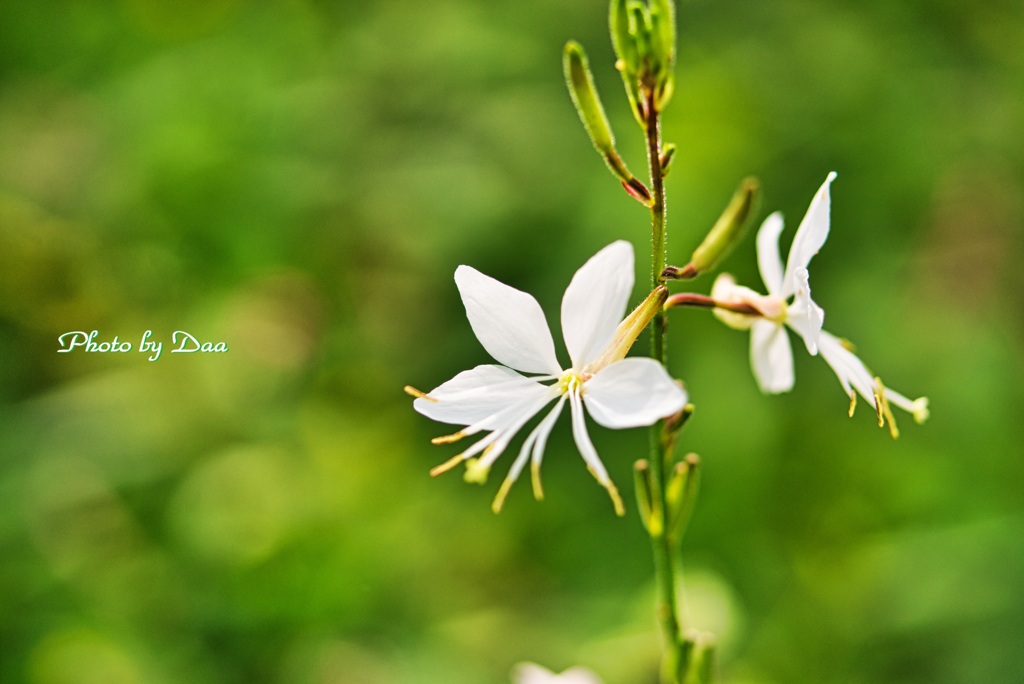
[1, 0, 1022, 682]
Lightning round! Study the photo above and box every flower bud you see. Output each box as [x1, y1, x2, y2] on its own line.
[629, 4, 653, 65]
[659, 143, 676, 177]
[609, 0, 639, 77]
[666, 453, 699, 544]
[682, 630, 716, 684]
[650, 0, 676, 66]
[633, 460, 658, 535]
[661, 401, 694, 456]
[564, 41, 616, 154]
[689, 177, 761, 275]
[565, 40, 649, 197]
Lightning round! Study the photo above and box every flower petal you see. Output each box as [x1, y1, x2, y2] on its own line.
[511, 663, 557, 684]
[785, 267, 824, 355]
[413, 364, 549, 426]
[558, 669, 605, 684]
[782, 172, 836, 298]
[756, 212, 786, 296]
[710, 273, 758, 331]
[583, 358, 687, 429]
[561, 241, 634, 369]
[511, 662, 604, 684]
[455, 265, 562, 375]
[750, 319, 794, 394]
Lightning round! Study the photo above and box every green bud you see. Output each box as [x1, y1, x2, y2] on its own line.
[648, 7, 669, 77]
[666, 453, 700, 544]
[564, 41, 648, 190]
[689, 177, 761, 275]
[629, 5, 653, 64]
[661, 401, 693, 453]
[633, 460, 658, 535]
[609, 0, 639, 76]
[621, 69, 646, 127]
[564, 41, 616, 154]
[682, 631, 716, 684]
[650, 0, 676, 66]
[655, 71, 675, 111]
[659, 143, 676, 176]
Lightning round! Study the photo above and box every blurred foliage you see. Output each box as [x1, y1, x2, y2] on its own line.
[1, 0, 1023, 683]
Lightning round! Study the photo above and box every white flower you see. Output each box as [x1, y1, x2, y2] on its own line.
[511, 662, 603, 684]
[408, 241, 687, 514]
[711, 173, 928, 433]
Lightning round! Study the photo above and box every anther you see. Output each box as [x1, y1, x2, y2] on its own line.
[404, 386, 437, 402]
[431, 431, 466, 445]
[429, 454, 465, 477]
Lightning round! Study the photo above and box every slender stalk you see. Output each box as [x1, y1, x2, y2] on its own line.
[644, 90, 686, 684]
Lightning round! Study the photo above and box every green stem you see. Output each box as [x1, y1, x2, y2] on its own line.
[644, 91, 686, 684]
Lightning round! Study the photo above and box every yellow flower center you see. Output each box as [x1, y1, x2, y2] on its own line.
[557, 371, 585, 396]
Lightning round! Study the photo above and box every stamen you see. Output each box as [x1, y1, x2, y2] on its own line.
[431, 430, 466, 445]
[885, 410, 900, 439]
[404, 385, 437, 402]
[848, 391, 857, 418]
[531, 461, 545, 501]
[606, 480, 626, 517]
[872, 382, 885, 428]
[492, 476, 517, 513]
[585, 465, 625, 516]
[429, 454, 465, 477]
[873, 377, 900, 439]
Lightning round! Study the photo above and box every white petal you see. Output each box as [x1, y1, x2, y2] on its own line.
[583, 358, 687, 429]
[558, 669, 604, 684]
[782, 172, 836, 298]
[750, 319, 794, 394]
[785, 268, 824, 355]
[561, 241, 634, 369]
[816, 330, 876, 405]
[710, 273, 757, 331]
[512, 663, 603, 684]
[413, 365, 549, 426]
[568, 390, 611, 485]
[455, 265, 562, 375]
[511, 663, 556, 684]
[756, 212, 786, 295]
[460, 386, 556, 440]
